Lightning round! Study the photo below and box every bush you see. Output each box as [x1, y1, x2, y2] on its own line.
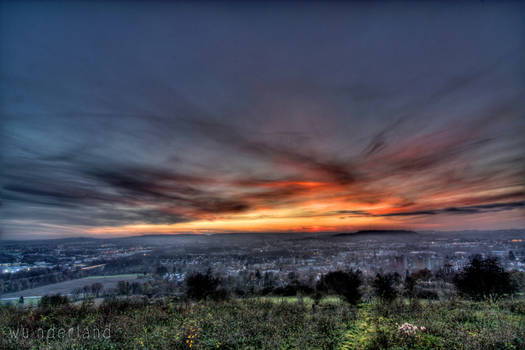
[39, 293, 69, 308]
[317, 270, 362, 304]
[415, 289, 439, 300]
[185, 271, 221, 301]
[372, 272, 400, 302]
[272, 281, 314, 297]
[453, 255, 517, 300]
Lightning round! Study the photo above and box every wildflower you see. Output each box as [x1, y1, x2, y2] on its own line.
[398, 322, 426, 335]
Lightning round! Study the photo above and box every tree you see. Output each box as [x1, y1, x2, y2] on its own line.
[18, 296, 24, 305]
[411, 269, 432, 281]
[91, 282, 103, 297]
[508, 250, 516, 261]
[372, 273, 400, 302]
[131, 281, 143, 295]
[287, 271, 297, 282]
[185, 271, 220, 300]
[317, 270, 362, 304]
[155, 265, 168, 276]
[117, 281, 130, 295]
[263, 272, 277, 290]
[454, 255, 517, 300]
[142, 282, 153, 297]
[404, 274, 416, 298]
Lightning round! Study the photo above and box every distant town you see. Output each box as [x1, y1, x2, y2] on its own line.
[1, 229, 524, 301]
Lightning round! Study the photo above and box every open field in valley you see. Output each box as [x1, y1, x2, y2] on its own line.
[0, 274, 144, 301]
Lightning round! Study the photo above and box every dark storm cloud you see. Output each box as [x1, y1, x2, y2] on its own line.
[332, 201, 525, 218]
[87, 167, 251, 214]
[3, 162, 253, 222]
[380, 201, 525, 217]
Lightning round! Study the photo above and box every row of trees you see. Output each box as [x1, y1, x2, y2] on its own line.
[184, 256, 521, 303]
[0, 267, 87, 295]
[71, 282, 104, 299]
[10, 255, 519, 307]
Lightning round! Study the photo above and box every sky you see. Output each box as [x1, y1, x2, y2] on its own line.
[1, 1, 524, 239]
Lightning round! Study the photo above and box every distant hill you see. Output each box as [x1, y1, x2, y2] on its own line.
[333, 230, 418, 237]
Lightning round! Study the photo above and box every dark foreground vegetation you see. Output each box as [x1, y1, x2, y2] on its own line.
[1, 297, 524, 350]
[1, 256, 524, 349]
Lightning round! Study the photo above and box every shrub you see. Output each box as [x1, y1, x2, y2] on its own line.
[415, 289, 439, 300]
[39, 293, 69, 308]
[272, 281, 314, 297]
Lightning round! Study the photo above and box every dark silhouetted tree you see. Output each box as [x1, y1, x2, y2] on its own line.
[155, 265, 168, 276]
[372, 273, 400, 302]
[91, 282, 103, 297]
[317, 270, 362, 304]
[117, 281, 130, 295]
[404, 274, 416, 298]
[411, 268, 432, 281]
[185, 271, 220, 300]
[454, 255, 517, 300]
[131, 281, 143, 295]
[83, 284, 91, 296]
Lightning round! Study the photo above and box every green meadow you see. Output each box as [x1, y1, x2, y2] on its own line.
[1, 296, 524, 350]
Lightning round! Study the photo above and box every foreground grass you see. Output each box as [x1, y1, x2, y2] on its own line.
[1, 297, 524, 349]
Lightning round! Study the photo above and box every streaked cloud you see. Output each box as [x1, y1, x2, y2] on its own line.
[1, 1, 524, 238]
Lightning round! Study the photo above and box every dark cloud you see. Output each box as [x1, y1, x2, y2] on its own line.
[187, 119, 358, 185]
[1, 1, 524, 238]
[379, 201, 525, 217]
[335, 210, 371, 216]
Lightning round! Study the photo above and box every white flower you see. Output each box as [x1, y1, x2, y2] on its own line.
[398, 323, 426, 335]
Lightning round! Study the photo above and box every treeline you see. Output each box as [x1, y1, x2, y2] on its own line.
[63, 255, 524, 305]
[0, 255, 156, 296]
[182, 255, 524, 304]
[23, 255, 524, 311]
[70, 280, 158, 300]
[0, 267, 87, 295]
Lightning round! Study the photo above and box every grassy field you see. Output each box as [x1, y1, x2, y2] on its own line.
[0, 274, 144, 301]
[84, 274, 143, 280]
[255, 295, 341, 303]
[1, 296, 524, 349]
[0, 296, 41, 306]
